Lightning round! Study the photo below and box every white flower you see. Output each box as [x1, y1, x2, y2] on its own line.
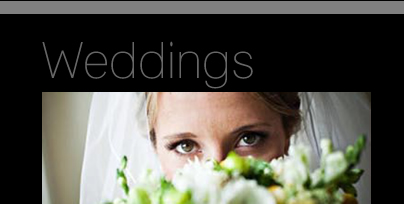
[269, 157, 284, 176]
[172, 158, 229, 204]
[321, 139, 333, 156]
[289, 144, 311, 167]
[324, 152, 348, 183]
[220, 178, 276, 204]
[271, 145, 311, 187]
[285, 161, 308, 186]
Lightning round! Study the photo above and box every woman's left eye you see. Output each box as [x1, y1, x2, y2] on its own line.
[237, 133, 261, 147]
[175, 140, 197, 154]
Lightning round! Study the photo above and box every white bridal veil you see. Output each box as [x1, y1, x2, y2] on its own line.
[80, 92, 371, 204]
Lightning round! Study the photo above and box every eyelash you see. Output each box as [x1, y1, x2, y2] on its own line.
[236, 131, 268, 148]
[165, 139, 199, 156]
[165, 131, 269, 156]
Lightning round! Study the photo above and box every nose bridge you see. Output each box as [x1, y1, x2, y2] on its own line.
[203, 139, 229, 163]
[201, 120, 231, 162]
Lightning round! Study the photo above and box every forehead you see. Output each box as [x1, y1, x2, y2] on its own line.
[154, 92, 280, 135]
[158, 92, 250, 109]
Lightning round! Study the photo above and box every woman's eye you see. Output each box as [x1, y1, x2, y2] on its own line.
[175, 140, 197, 154]
[238, 133, 261, 147]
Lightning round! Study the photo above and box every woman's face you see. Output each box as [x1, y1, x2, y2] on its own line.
[154, 92, 289, 179]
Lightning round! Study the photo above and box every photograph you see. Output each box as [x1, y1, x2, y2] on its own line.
[42, 92, 371, 204]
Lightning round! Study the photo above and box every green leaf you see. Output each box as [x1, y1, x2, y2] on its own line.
[345, 145, 356, 164]
[117, 169, 124, 179]
[346, 169, 365, 184]
[341, 184, 358, 197]
[246, 158, 277, 187]
[118, 177, 129, 196]
[346, 135, 367, 166]
[356, 135, 366, 151]
[220, 151, 249, 175]
[128, 188, 151, 204]
[162, 189, 192, 204]
[121, 156, 128, 170]
[208, 159, 222, 171]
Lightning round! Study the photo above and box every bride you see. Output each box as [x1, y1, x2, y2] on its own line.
[80, 92, 371, 204]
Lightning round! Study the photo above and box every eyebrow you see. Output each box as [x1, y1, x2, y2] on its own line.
[162, 122, 271, 140]
[163, 132, 197, 140]
[230, 122, 272, 135]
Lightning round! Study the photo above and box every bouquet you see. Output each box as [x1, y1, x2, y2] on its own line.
[107, 136, 366, 204]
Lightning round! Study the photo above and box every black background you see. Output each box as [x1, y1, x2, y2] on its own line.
[7, 14, 400, 91]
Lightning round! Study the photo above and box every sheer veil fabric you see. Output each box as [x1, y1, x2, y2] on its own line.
[295, 92, 371, 204]
[80, 92, 371, 204]
[79, 93, 161, 204]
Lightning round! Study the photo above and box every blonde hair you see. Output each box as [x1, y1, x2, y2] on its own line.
[146, 92, 301, 146]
